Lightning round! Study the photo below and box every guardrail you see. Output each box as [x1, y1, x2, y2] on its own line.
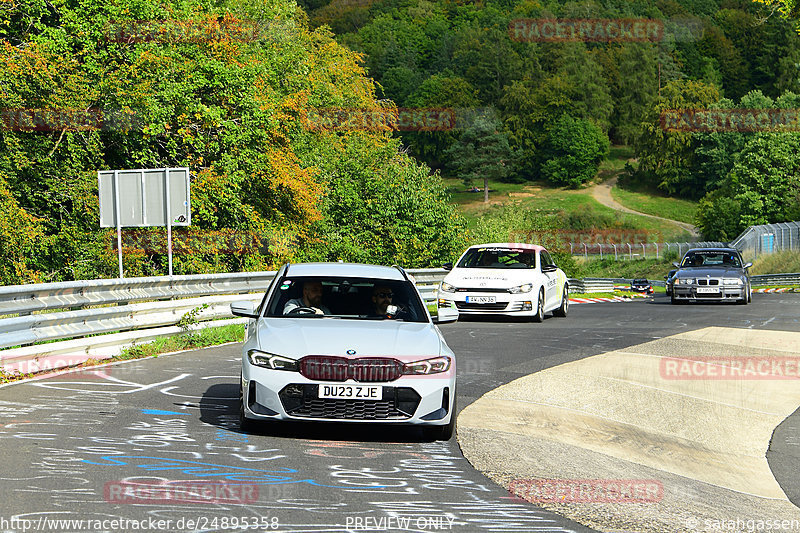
[0, 268, 448, 374]
[750, 273, 800, 286]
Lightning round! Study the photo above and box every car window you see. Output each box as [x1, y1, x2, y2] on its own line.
[264, 276, 427, 322]
[456, 248, 536, 269]
[681, 252, 741, 268]
[540, 251, 555, 268]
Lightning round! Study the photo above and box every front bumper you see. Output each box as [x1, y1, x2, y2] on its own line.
[438, 293, 537, 316]
[672, 285, 745, 301]
[242, 364, 455, 426]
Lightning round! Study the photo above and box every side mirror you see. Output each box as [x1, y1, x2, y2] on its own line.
[442, 262, 453, 271]
[434, 306, 459, 324]
[231, 301, 258, 318]
[542, 264, 557, 273]
[744, 262, 753, 269]
[673, 262, 680, 268]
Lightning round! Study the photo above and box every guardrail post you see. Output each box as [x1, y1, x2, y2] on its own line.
[598, 243, 603, 259]
[583, 243, 587, 259]
[613, 244, 617, 260]
[627, 243, 632, 260]
[641, 243, 646, 259]
[655, 243, 659, 259]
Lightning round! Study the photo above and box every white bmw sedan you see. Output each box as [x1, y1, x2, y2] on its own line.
[230, 262, 458, 440]
[438, 243, 569, 321]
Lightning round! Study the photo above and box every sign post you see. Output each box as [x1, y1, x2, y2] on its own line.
[99, 167, 191, 278]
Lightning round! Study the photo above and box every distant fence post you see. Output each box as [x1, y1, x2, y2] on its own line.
[655, 243, 659, 259]
[627, 243, 632, 260]
[613, 243, 617, 260]
[598, 242, 603, 259]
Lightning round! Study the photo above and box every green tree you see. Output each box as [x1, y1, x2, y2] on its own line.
[444, 115, 515, 202]
[613, 44, 658, 145]
[539, 115, 610, 188]
[634, 79, 720, 197]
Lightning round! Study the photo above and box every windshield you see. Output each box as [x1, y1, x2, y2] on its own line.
[264, 276, 427, 322]
[680, 251, 742, 268]
[456, 248, 536, 269]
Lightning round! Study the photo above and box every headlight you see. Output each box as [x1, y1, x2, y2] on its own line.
[723, 278, 744, 286]
[509, 283, 533, 294]
[247, 349, 299, 371]
[677, 278, 694, 285]
[403, 356, 451, 375]
[440, 282, 456, 293]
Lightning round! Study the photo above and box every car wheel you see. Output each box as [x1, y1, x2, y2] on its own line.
[737, 292, 748, 305]
[747, 284, 752, 303]
[553, 286, 569, 317]
[532, 288, 545, 322]
[671, 293, 679, 305]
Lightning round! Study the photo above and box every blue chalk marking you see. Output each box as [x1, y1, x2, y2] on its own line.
[141, 409, 191, 416]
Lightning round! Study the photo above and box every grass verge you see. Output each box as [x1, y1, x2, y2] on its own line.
[610, 185, 698, 225]
[750, 251, 800, 275]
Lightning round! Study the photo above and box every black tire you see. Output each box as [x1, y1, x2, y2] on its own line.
[671, 293, 679, 305]
[747, 284, 752, 303]
[532, 288, 545, 322]
[553, 286, 569, 317]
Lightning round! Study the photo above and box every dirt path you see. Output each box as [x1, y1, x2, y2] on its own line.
[591, 176, 700, 237]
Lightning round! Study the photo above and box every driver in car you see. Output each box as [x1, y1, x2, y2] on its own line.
[283, 281, 331, 315]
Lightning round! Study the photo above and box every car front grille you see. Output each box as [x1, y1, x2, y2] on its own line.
[697, 279, 720, 286]
[299, 356, 403, 382]
[455, 288, 510, 293]
[456, 301, 509, 311]
[279, 385, 420, 420]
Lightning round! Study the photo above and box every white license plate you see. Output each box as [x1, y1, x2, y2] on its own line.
[696, 287, 720, 294]
[318, 385, 382, 400]
[467, 296, 496, 304]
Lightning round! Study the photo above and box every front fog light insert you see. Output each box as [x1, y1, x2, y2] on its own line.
[247, 350, 299, 371]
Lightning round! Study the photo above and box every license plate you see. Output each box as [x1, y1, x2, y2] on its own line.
[318, 385, 382, 400]
[696, 287, 720, 294]
[467, 296, 496, 304]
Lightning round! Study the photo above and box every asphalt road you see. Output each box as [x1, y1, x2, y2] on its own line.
[0, 293, 797, 533]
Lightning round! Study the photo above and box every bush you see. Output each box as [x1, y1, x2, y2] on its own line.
[539, 116, 610, 188]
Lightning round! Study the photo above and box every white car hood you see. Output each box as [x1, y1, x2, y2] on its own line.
[444, 267, 535, 289]
[255, 318, 442, 359]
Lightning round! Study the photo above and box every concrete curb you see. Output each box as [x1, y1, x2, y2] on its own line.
[457, 326, 800, 532]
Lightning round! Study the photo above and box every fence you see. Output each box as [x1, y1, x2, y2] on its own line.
[0, 268, 446, 375]
[569, 241, 724, 260]
[729, 222, 800, 261]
